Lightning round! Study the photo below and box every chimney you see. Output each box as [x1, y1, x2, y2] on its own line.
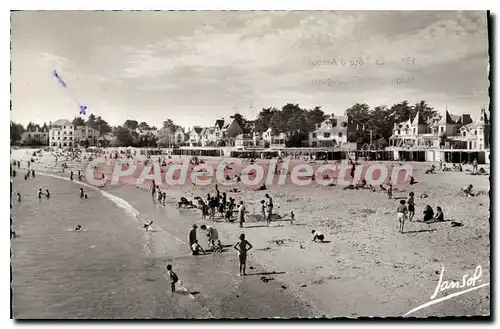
[461, 114, 472, 125]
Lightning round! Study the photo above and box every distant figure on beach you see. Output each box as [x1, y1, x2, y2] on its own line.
[45, 189, 50, 198]
[265, 194, 273, 225]
[157, 189, 163, 203]
[27, 161, 30, 170]
[24, 174, 28, 181]
[387, 182, 393, 199]
[143, 220, 153, 231]
[234, 233, 253, 276]
[423, 205, 434, 222]
[31, 169, 35, 178]
[79, 188, 85, 198]
[409, 176, 417, 185]
[397, 200, 408, 234]
[70, 171, 74, 181]
[189, 224, 198, 249]
[191, 240, 205, 255]
[151, 179, 156, 198]
[162, 192, 167, 206]
[290, 210, 295, 224]
[260, 200, 266, 221]
[462, 184, 474, 197]
[238, 201, 246, 228]
[257, 183, 267, 191]
[407, 192, 415, 221]
[37, 188, 43, 199]
[312, 230, 325, 242]
[74, 225, 82, 231]
[439, 159, 443, 171]
[166, 264, 179, 293]
[16, 192, 21, 203]
[78, 170, 82, 181]
[472, 158, 478, 174]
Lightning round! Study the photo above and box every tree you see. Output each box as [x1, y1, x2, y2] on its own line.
[96, 116, 112, 135]
[10, 121, 24, 145]
[254, 107, 277, 133]
[72, 117, 85, 126]
[113, 126, 134, 146]
[305, 106, 326, 129]
[139, 122, 150, 130]
[124, 120, 139, 130]
[230, 113, 252, 134]
[87, 114, 97, 128]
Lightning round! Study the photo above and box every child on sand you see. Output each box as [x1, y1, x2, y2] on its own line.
[45, 189, 50, 198]
[191, 240, 205, 255]
[463, 184, 474, 197]
[397, 200, 408, 234]
[166, 264, 179, 292]
[234, 234, 253, 276]
[312, 230, 324, 242]
[407, 192, 415, 221]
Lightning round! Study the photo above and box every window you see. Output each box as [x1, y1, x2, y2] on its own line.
[324, 133, 331, 138]
[413, 128, 416, 134]
[331, 120, 337, 127]
[463, 131, 466, 137]
[338, 132, 343, 138]
[312, 133, 317, 138]
[474, 130, 477, 136]
[440, 127, 444, 133]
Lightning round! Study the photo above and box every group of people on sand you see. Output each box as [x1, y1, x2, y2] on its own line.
[396, 192, 446, 234]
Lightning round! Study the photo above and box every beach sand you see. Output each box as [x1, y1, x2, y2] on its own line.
[11, 149, 490, 318]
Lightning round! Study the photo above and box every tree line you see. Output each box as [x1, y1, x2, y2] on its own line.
[10, 100, 437, 147]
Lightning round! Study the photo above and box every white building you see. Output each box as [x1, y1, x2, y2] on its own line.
[49, 119, 75, 148]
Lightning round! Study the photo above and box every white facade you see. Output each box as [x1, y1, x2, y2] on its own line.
[49, 119, 75, 148]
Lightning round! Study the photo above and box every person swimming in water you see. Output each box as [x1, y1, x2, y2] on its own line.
[74, 225, 82, 231]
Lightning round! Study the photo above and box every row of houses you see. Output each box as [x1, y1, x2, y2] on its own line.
[20, 108, 490, 156]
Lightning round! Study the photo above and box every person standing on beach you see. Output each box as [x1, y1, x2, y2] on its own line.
[151, 179, 156, 199]
[265, 194, 273, 226]
[397, 200, 408, 234]
[200, 224, 219, 249]
[238, 201, 246, 228]
[472, 158, 478, 174]
[234, 233, 253, 276]
[70, 171, 74, 181]
[166, 264, 179, 293]
[189, 224, 198, 250]
[407, 192, 415, 221]
[387, 182, 393, 199]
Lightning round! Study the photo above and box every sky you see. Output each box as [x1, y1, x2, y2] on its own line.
[11, 10, 490, 129]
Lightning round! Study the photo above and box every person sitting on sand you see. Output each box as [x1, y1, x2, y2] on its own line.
[74, 225, 82, 231]
[257, 183, 267, 191]
[16, 192, 21, 202]
[423, 205, 434, 222]
[434, 207, 444, 222]
[410, 176, 417, 185]
[143, 220, 153, 231]
[463, 184, 474, 197]
[191, 240, 205, 255]
[312, 230, 325, 242]
[397, 200, 408, 234]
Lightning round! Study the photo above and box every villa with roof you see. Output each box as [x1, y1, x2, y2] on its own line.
[387, 108, 490, 163]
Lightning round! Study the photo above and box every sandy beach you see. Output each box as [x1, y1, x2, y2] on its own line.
[10, 148, 491, 318]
